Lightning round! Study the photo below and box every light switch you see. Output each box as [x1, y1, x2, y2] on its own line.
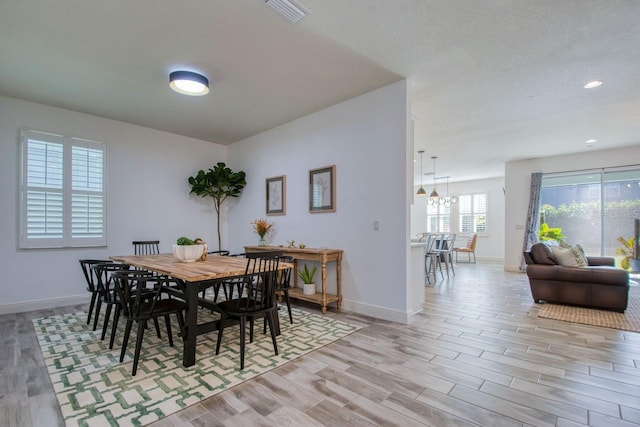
[373, 220, 380, 231]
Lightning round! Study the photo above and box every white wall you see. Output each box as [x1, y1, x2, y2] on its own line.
[410, 177, 505, 261]
[0, 96, 226, 313]
[227, 81, 413, 322]
[504, 144, 640, 271]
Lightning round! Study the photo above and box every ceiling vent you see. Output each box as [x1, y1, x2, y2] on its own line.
[264, 0, 307, 23]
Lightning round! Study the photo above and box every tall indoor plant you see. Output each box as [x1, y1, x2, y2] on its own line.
[188, 162, 246, 250]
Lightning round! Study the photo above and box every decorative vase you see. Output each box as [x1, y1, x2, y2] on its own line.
[303, 283, 315, 295]
[258, 238, 267, 246]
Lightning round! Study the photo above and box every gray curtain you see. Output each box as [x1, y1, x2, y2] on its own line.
[520, 172, 542, 271]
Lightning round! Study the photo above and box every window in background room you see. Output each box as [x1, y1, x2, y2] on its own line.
[459, 193, 487, 234]
[426, 198, 451, 232]
[540, 167, 640, 256]
[20, 129, 106, 249]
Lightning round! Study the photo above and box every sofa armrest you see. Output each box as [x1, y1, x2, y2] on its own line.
[587, 256, 615, 267]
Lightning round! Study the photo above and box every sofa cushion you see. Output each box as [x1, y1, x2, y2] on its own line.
[552, 246, 580, 266]
[551, 245, 588, 267]
[530, 243, 557, 265]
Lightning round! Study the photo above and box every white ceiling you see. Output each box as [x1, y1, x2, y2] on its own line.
[1, 0, 639, 183]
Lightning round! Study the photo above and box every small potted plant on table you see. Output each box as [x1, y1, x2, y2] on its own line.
[173, 236, 207, 262]
[298, 264, 317, 295]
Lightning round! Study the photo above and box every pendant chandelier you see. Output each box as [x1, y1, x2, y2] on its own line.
[427, 157, 457, 207]
[429, 156, 439, 200]
[416, 150, 426, 196]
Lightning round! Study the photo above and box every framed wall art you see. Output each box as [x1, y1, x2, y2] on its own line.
[309, 165, 336, 213]
[266, 175, 286, 215]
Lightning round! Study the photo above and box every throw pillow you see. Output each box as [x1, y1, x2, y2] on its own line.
[551, 246, 580, 267]
[572, 244, 588, 267]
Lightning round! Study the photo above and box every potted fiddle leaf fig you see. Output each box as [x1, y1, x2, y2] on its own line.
[188, 162, 246, 251]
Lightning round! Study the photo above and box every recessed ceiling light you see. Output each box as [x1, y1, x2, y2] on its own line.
[169, 71, 209, 96]
[584, 80, 603, 89]
[586, 139, 597, 144]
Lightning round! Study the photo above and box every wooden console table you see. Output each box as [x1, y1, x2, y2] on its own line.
[244, 246, 343, 313]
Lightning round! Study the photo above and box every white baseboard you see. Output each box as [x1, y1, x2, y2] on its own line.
[341, 299, 421, 324]
[0, 294, 86, 315]
[504, 265, 525, 273]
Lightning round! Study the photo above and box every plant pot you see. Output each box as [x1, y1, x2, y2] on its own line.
[303, 283, 316, 295]
[258, 238, 267, 246]
[630, 259, 640, 273]
[172, 244, 206, 262]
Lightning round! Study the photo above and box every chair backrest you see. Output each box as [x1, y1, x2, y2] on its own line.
[277, 256, 294, 291]
[232, 251, 282, 313]
[93, 262, 131, 303]
[443, 233, 456, 252]
[466, 233, 478, 250]
[207, 250, 230, 256]
[425, 234, 439, 254]
[79, 259, 113, 292]
[132, 240, 160, 255]
[112, 270, 164, 320]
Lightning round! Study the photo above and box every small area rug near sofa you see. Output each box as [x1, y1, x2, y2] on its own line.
[537, 282, 640, 332]
[33, 307, 360, 427]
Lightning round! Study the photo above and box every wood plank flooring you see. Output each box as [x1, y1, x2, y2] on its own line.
[1, 262, 639, 426]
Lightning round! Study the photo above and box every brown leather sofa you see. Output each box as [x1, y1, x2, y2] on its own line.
[524, 243, 629, 312]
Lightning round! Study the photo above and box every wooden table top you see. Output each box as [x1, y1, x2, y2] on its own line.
[110, 254, 293, 282]
[110, 254, 250, 282]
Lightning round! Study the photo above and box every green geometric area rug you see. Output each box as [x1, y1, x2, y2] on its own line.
[33, 308, 360, 427]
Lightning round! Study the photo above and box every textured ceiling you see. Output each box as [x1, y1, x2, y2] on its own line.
[1, 0, 639, 183]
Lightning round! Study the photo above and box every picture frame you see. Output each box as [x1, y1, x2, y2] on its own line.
[266, 175, 286, 215]
[309, 165, 336, 213]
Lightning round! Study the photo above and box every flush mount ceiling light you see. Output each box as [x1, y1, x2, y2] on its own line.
[584, 80, 603, 89]
[169, 71, 209, 96]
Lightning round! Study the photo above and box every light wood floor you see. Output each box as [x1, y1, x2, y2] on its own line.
[2, 262, 639, 426]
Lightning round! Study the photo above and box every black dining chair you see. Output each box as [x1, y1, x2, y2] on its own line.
[201, 250, 230, 300]
[132, 240, 160, 255]
[112, 271, 186, 376]
[275, 256, 294, 324]
[215, 251, 281, 370]
[93, 263, 161, 350]
[79, 259, 113, 330]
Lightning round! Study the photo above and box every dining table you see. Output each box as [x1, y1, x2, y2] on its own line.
[109, 253, 290, 367]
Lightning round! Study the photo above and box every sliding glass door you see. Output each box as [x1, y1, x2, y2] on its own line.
[540, 167, 640, 256]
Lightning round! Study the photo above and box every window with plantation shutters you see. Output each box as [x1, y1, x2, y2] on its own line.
[20, 130, 106, 248]
[459, 193, 487, 234]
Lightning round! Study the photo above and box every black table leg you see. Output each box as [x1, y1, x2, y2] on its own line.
[182, 282, 198, 367]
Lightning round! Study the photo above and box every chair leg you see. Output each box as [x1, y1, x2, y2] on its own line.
[132, 321, 146, 376]
[239, 316, 246, 370]
[164, 315, 174, 347]
[266, 311, 279, 356]
[283, 290, 293, 324]
[249, 318, 255, 343]
[120, 319, 134, 363]
[449, 253, 455, 276]
[109, 305, 121, 349]
[101, 304, 112, 341]
[92, 298, 102, 331]
[176, 311, 185, 339]
[215, 313, 227, 355]
[87, 292, 98, 325]
[153, 318, 161, 338]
